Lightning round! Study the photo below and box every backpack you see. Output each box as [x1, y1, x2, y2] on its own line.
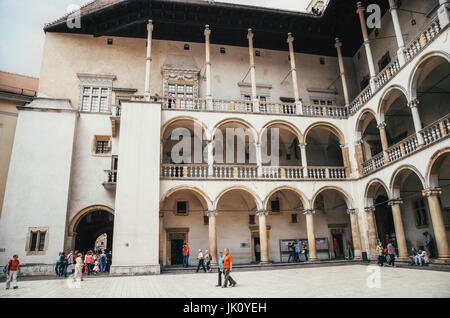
[3, 260, 12, 274]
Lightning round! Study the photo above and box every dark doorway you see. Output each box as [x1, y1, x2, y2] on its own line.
[254, 237, 261, 262]
[74, 210, 114, 253]
[171, 239, 184, 265]
[374, 195, 395, 246]
[332, 234, 344, 258]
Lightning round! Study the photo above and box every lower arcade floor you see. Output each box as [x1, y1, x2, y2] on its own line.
[1, 265, 449, 298]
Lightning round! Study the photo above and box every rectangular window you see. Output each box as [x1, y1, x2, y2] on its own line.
[291, 214, 298, 223]
[93, 136, 112, 156]
[203, 215, 209, 225]
[249, 215, 255, 225]
[378, 51, 391, 72]
[38, 232, 46, 251]
[271, 200, 281, 213]
[96, 140, 109, 154]
[312, 99, 335, 106]
[30, 232, 38, 251]
[27, 229, 47, 254]
[80, 86, 110, 113]
[414, 198, 428, 227]
[177, 201, 187, 214]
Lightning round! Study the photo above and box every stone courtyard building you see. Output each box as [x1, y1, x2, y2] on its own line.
[0, 0, 449, 275]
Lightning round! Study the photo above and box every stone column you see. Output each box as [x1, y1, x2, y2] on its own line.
[303, 209, 318, 261]
[377, 121, 390, 162]
[144, 20, 154, 101]
[438, 0, 450, 28]
[388, 199, 408, 260]
[204, 25, 213, 110]
[354, 139, 364, 175]
[347, 209, 362, 260]
[388, 0, 406, 66]
[408, 98, 425, 146]
[159, 212, 164, 265]
[247, 29, 259, 113]
[356, 2, 377, 92]
[299, 143, 308, 177]
[257, 210, 270, 263]
[335, 38, 350, 106]
[422, 188, 450, 263]
[287, 33, 303, 114]
[208, 210, 219, 266]
[364, 206, 378, 259]
[256, 142, 262, 176]
[340, 144, 351, 176]
[207, 140, 214, 176]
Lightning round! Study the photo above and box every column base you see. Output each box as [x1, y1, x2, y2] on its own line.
[432, 257, 450, 264]
[307, 258, 319, 263]
[109, 264, 161, 276]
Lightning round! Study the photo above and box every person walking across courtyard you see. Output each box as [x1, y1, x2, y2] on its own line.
[182, 242, 190, 268]
[196, 249, 206, 273]
[5, 254, 20, 290]
[74, 252, 83, 282]
[217, 251, 224, 287]
[387, 240, 396, 267]
[294, 241, 300, 262]
[55, 252, 61, 276]
[302, 241, 309, 261]
[222, 248, 236, 288]
[100, 250, 107, 272]
[205, 249, 212, 272]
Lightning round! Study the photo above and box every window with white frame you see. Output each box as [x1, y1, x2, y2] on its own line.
[77, 73, 116, 113]
[414, 198, 428, 227]
[312, 99, 335, 106]
[26, 228, 48, 255]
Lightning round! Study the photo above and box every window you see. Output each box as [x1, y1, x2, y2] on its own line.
[360, 75, 370, 90]
[107, 38, 113, 45]
[320, 57, 325, 65]
[92, 135, 111, 156]
[414, 198, 428, 227]
[220, 47, 226, 54]
[378, 51, 391, 72]
[27, 228, 48, 255]
[184, 44, 190, 50]
[203, 215, 209, 225]
[312, 99, 334, 106]
[255, 50, 261, 57]
[271, 200, 280, 213]
[177, 201, 187, 214]
[81, 86, 111, 113]
[291, 214, 298, 223]
[249, 215, 255, 225]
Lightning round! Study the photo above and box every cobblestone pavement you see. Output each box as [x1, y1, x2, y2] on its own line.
[1, 265, 449, 298]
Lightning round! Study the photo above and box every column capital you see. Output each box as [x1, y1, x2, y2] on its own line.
[388, 0, 397, 10]
[247, 28, 254, 39]
[388, 198, 403, 206]
[204, 24, 211, 37]
[377, 121, 387, 129]
[299, 142, 307, 149]
[422, 188, 442, 197]
[408, 98, 420, 109]
[302, 209, 315, 215]
[347, 208, 358, 215]
[147, 20, 154, 32]
[356, 1, 365, 14]
[334, 37, 342, 48]
[256, 209, 268, 216]
[364, 206, 376, 213]
[207, 210, 219, 217]
[287, 32, 294, 43]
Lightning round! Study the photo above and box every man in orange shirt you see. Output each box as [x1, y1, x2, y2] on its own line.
[182, 242, 190, 268]
[222, 248, 236, 288]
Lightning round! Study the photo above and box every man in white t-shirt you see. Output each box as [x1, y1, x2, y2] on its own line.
[196, 249, 206, 273]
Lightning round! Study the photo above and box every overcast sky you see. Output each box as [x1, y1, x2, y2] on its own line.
[0, 0, 312, 78]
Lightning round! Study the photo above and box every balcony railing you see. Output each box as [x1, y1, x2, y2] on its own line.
[361, 114, 450, 175]
[307, 167, 347, 179]
[348, 17, 443, 115]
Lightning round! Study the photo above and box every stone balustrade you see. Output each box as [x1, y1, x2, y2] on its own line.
[307, 167, 346, 179]
[160, 164, 208, 178]
[261, 166, 303, 179]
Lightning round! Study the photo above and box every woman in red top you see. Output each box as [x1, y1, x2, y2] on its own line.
[84, 251, 94, 275]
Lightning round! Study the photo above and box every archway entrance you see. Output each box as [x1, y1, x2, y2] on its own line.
[73, 209, 114, 253]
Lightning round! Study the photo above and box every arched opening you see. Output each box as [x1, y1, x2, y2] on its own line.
[312, 188, 353, 260]
[305, 125, 344, 167]
[391, 167, 435, 256]
[357, 111, 382, 162]
[72, 209, 114, 254]
[160, 187, 210, 266]
[264, 187, 307, 263]
[379, 88, 415, 147]
[413, 55, 450, 126]
[215, 187, 260, 264]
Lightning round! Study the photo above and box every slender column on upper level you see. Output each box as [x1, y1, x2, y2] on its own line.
[408, 98, 425, 146]
[208, 210, 219, 266]
[204, 25, 213, 110]
[340, 144, 351, 177]
[303, 210, 318, 261]
[256, 142, 262, 177]
[144, 20, 154, 100]
[356, 2, 377, 92]
[438, 0, 450, 28]
[287, 33, 303, 114]
[334, 38, 350, 106]
[354, 139, 364, 175]
[422, 188, 450, 262]
[347, 209, 362, 260]
[388, 0, 406, 66]
[364, 206, 378, 259]
[388, 199, 408, 259]
[299, 143, 308, 177]
[247, 29, 259, 112]
[207, 139, 214, 176]
[377, 121, 390, 162]
[257, 210, 270, 263]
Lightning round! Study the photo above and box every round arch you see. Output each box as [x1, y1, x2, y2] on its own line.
[69, 205, 115, 236]
[211, 117, 258, 142]
[259, 120, 304, 144]
[263, 186, 310, 211]
[161, 116, 211, 141]
[355, 109, 379, 137]
[303, 122, 345, 144]
[213, 186, 263, 211]
[377, 84, 409, 119]
[389, 165, 426, 198]
[426, 147, 450, 188]
[364, 178, 390, 207]
[160, 186, 213, 211]
[311, 186, 354, 209]
[409, 50, 450, 100]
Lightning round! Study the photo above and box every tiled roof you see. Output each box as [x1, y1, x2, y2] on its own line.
[0, 71, 39, 97]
